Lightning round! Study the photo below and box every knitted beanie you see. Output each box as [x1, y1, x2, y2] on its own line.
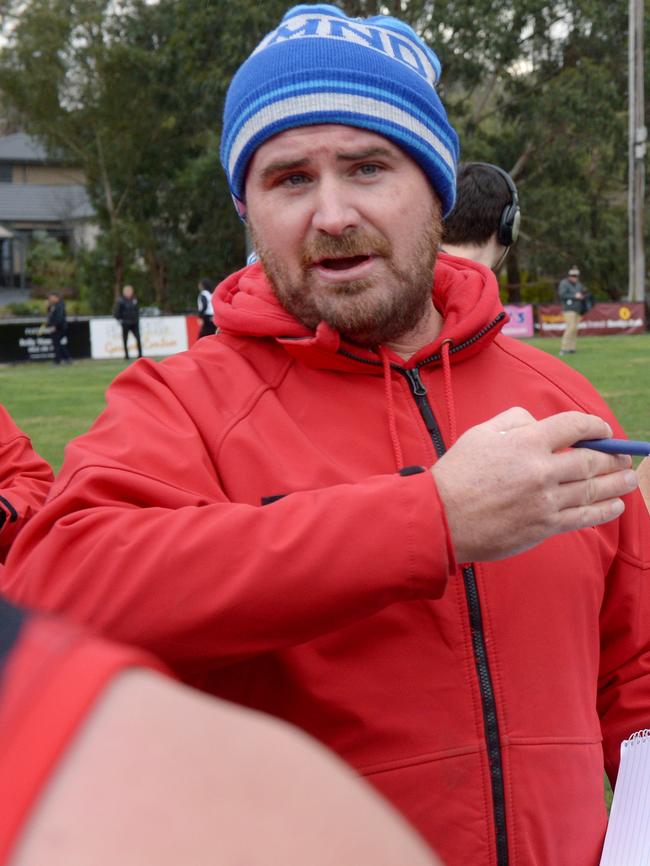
[220, 4, 459, 217]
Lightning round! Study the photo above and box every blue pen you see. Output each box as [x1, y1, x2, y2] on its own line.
[572, 439, 650, 457]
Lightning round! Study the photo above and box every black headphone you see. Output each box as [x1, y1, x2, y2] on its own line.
[466, 162, 521, 247]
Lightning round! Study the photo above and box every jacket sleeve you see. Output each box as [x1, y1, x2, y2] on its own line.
[2, 363, 455, 673]
[198, 292, 208, 316]
[0, 407, 54, 564]
[113, 299, 123, 321]
[597, 490, 650, 785]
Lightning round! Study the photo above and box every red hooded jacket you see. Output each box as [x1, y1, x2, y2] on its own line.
[0, 406, 53, 564]
[3, 255, 650, 866]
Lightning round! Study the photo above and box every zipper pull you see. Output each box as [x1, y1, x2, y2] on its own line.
[404, 367, 426, 397]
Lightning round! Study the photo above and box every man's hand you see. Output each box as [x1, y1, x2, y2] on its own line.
[638, 457, 650, 513]
[431, 408, 638, 563]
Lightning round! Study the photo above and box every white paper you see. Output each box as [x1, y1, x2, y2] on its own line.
[600, 729, 650, 865]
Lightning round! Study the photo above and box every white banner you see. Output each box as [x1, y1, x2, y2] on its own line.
[90, 316, 189, 360]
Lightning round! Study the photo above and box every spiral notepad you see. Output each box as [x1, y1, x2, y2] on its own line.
[600, 730, 650, 865]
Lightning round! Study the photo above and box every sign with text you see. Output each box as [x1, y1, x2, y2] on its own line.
[0, 320, 91, 362]
[537, 303, 646, 337]
[90, 316, 189, 359]
[502, 304, 534, 338]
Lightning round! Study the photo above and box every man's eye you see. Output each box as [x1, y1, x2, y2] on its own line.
[358, 164, 380, 176]
[281, 174, 309, 187]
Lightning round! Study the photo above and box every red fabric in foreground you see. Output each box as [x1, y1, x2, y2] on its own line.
[0, 611, 164, 864]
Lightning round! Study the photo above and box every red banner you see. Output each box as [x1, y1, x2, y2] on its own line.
[537, 303, 646, 337]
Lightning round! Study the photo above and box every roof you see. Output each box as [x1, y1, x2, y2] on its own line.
[0, 132, 51, 163]
[0, 183, 95, 222]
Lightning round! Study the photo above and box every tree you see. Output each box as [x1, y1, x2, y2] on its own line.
[0, 0, 286, 310]
[26, 232, 75, 295]
[0, 0, 152, 299]
[417, 0, 632, 299]
[1, 0, 644, 306]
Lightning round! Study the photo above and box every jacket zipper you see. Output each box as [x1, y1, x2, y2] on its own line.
[401, 365, 508, 866]
[402, 368, 446, 455]
[338, 314, 509, 866]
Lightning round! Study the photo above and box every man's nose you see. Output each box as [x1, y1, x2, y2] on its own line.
[311, 179, 360, 235]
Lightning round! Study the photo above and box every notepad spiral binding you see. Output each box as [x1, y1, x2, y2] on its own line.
[624, 729, 650, 747]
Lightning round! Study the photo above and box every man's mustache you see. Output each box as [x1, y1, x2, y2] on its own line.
[301, 231, 391, 266]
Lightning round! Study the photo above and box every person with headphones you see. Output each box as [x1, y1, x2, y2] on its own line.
[440, 161, 520, 271]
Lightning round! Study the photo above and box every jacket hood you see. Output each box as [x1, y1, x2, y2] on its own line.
[214, 253, 507, 369]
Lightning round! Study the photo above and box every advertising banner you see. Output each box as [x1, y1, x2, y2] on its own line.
[90, 316, 189, 359]
[537, 303, 646, 337]
[502, 304, 534, 338]
[0, 319, 91, 363]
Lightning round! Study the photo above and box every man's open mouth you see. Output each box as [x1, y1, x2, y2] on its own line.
[317, 255, 371, 270]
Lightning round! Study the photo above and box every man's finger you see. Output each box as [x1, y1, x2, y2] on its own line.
[555, 469, 638, 511]
[537, 411, 613, 452]
[556, 497, 626, 533]
[552, 449, 632, 484]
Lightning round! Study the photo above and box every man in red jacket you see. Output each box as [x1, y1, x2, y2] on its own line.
[3, 6, 649, 866]
[0, 405, 53, 564]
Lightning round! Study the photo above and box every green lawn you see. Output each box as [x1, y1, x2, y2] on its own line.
[1, 334, 649, 472]
[522, 333, 650, 445]
[0, 358, 132, 471]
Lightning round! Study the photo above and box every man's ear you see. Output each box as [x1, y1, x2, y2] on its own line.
[233, 195, 247, 222]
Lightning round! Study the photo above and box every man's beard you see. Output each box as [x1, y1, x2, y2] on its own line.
[249, 213, 441, 348]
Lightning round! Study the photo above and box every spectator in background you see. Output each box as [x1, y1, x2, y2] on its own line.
[441, 161, 520, 271]
[46, 291, 71, 365]
[558, 265, 587, 356]
[197, 278, 217, 338]
[0, 406, 53, 565]
[114, 285, 142, 360]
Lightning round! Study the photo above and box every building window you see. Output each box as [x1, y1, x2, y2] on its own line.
[0, 164, 12, 183]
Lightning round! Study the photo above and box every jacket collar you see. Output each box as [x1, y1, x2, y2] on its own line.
[214, 252, 507, 371]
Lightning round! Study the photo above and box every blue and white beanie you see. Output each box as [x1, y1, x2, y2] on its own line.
[220, 4, 460, 217]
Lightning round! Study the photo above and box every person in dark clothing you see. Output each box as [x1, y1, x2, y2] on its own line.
[197, 278, 217, 338]
[46, 292, 71, 365]
[558, 265, 587, 355]
[114, 285, 142, 359]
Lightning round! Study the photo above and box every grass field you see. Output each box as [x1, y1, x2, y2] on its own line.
[1, 358, 132, 471]
[1, 333, 649, 471]
[522, 334, 650, 444]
